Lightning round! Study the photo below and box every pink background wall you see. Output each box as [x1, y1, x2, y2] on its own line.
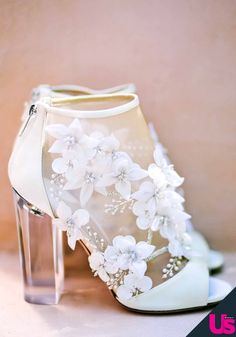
[0, 0, 236, 250]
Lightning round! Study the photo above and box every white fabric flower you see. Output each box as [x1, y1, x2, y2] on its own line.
[133, 188, 191, 247]
[97, 158, 147, 199]
[88, 251, 119, 282]
[51, 147, 87, 181]
[132, 181, 165, 205]
[64, 165, 107, 206]
[132, 201, 164, 231]
[116, 273, 152, 300]
[52, 157, 79, 182]
[132, 181, 184, 214]
[168, 232, 192, 258]
[80, 132, 120, 160]
[158, 208, 190, 239]
[149, 207, 191, 256]
[104, 235, 155, 277]
[46, 119, 84, 155]
[149, 148, 184, 188]
[53, 201, 89, 250]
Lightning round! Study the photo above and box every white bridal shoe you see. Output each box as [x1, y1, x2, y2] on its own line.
[19, 83, 224, 272]
[8, 93, 231, 311]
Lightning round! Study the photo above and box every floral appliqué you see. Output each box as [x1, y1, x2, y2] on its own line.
[46, 118, 192, 301]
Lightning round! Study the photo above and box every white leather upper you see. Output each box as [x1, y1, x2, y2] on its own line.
[8, 104, 53, 216]
[189, 230, 209, 261]
[189, 231, 224, 270]
[117, 256, 210, 311]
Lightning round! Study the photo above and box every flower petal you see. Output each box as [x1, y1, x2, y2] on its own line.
[49, 140, 65, 153]
[132, 181, 154, 202]
[168, 240, 183, 257]
[102, 135, 120, 151]
[128, 165, 148, 181]
[113, 158, 130, 175]
[68, 234, 77, 250]
[113, 235, 136, 252]
[132, 201, 146, 216]
[129, 261, 147, 277]
[160, 222, 176, 240]
[115, 180, 131, 199]
[46, 124, 69, 138]
[123, 273, 136, 287]
[116, 285, 133, 301]
[153, 148, 166, 167]
[88, 252, 104, 270]
[136, 216, 150, 230]
[104, 246, 118, 261]
[98, 269, 110, 282]
[136, 276, 153, 292]
[136, 242, 155, 259]
[73, 209, 90, 228]
[52, 157, 68, 174]
[94, 185, 107, 196]
[69, 118, 83, 135]
[166, 168, 184, 187]
[64, 180, 82, 191]
[147, 197, 157, 214]
[90, 131, 104, 139]
[96, 174, 116, 187]
[182, 233, 192, 246]
[80, 183, 94, 207]
[168, 209, 191, 226]
[80, 135, 99, 150]
[164, 190, 185, 205]
[117, 254, 130, 270]
[104, 261, 119, 274]
[148, 163, 167, 186]
[63, 147, 84, 161]
[150, 216, 162, 231]
[65, 167, 78, 182]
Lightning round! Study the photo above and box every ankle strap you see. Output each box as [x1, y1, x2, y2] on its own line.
[40, 93, 140, 119]
[22, 83, 137, 122]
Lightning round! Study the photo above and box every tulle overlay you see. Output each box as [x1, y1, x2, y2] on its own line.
[42, 101, 192, 301]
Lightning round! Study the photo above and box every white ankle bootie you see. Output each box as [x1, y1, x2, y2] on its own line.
[8, 93, 231, 311]
[18, 83, 224, 272]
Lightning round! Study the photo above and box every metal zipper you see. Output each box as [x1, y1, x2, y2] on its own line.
[19, 104, 37, 136]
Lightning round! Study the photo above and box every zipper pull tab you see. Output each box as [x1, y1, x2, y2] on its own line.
[19, 104, 37, 136]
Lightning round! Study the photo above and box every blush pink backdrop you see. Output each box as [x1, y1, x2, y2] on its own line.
[0, 0, 236, 251]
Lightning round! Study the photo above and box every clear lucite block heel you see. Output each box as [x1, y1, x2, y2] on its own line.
[13, 189, 64, 304]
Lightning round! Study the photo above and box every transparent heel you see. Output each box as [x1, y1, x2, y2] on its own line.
[13, 189, 64, 304]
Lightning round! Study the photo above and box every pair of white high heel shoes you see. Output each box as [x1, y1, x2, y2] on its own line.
[9, 83, 231, 313]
